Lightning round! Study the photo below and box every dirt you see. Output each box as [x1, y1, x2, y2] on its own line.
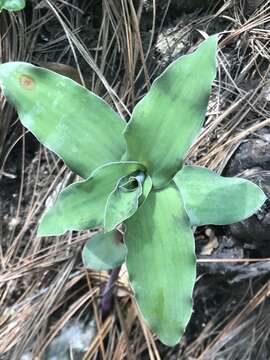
[1, 1, 270, 359]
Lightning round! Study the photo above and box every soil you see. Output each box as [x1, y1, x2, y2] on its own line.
[1, 1, 270, 359]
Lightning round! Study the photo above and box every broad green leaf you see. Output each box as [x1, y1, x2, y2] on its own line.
[123, 36, 217, 188]
[0, 62, 126, 178]
[174, 165, 267, 226]
[82, 230, 126, 270]
[38, 162, 143, 236]
[104, 172, 152, 232]
[0, 0, 25, 11]
[124, 184, 196, 346]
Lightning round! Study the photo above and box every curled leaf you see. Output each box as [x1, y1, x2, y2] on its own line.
[104, 172, 152, 232]
[38, 162, 144, 236]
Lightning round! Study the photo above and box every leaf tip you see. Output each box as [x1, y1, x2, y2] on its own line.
[0, 62, 16, 78]
[243, 180, 267, 220]
[149, 317, 188, 347]
[0, 62, 33, 94]
[37, 211, 66, 237]
[37, 225, 61, 238]
[37, 225, 51, 237]
[257, 186, 267, 208]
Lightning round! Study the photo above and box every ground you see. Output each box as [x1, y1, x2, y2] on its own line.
[0, 1, 270, 359]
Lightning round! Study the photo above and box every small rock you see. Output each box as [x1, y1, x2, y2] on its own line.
[46, 320, 96, 360]
[201, 228, 219, 256]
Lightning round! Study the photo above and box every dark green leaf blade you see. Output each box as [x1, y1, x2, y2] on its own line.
[174, 165, 267, 226]
[38, 162, 143, 236]
[0, 0, 25, 11]
[123, 36, 217, 188]
[83, 230, 126, 270]
[0, 62, 126, 178]
[124, 184, 196, 346]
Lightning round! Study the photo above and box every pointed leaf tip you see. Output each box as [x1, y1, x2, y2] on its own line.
[0, 62, 126, 178]
[123, 35, 218, 188]
[38, 162, 144, 236]
[124, 184, 196, 346]
[174, 165, 267, 226]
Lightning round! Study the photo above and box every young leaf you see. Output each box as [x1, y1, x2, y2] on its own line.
[124, 184, 196, 346]
[104, 175, 143, 232]
[0, 0, 25, 11]
[83, 230, 126, 270]
[123, 36, 217, 188]
[104, 172, 152, 232]
[38, 162, 143, 236]
[174, 165, 267, 226]
[0, 62, 126, 178]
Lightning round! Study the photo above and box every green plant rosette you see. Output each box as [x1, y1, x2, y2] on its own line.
[0, 35, 266, 346]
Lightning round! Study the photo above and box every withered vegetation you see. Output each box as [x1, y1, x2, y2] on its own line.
[0, 1, 270, 359]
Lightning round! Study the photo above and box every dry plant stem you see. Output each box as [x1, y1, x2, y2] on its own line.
[0, 1, 269, 357]
[101, 265, 122, 319]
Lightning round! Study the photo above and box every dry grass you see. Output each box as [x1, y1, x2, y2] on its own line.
[0, 0, 270, 359]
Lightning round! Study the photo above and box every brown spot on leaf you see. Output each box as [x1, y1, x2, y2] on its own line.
[20, 75, 36, 90]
